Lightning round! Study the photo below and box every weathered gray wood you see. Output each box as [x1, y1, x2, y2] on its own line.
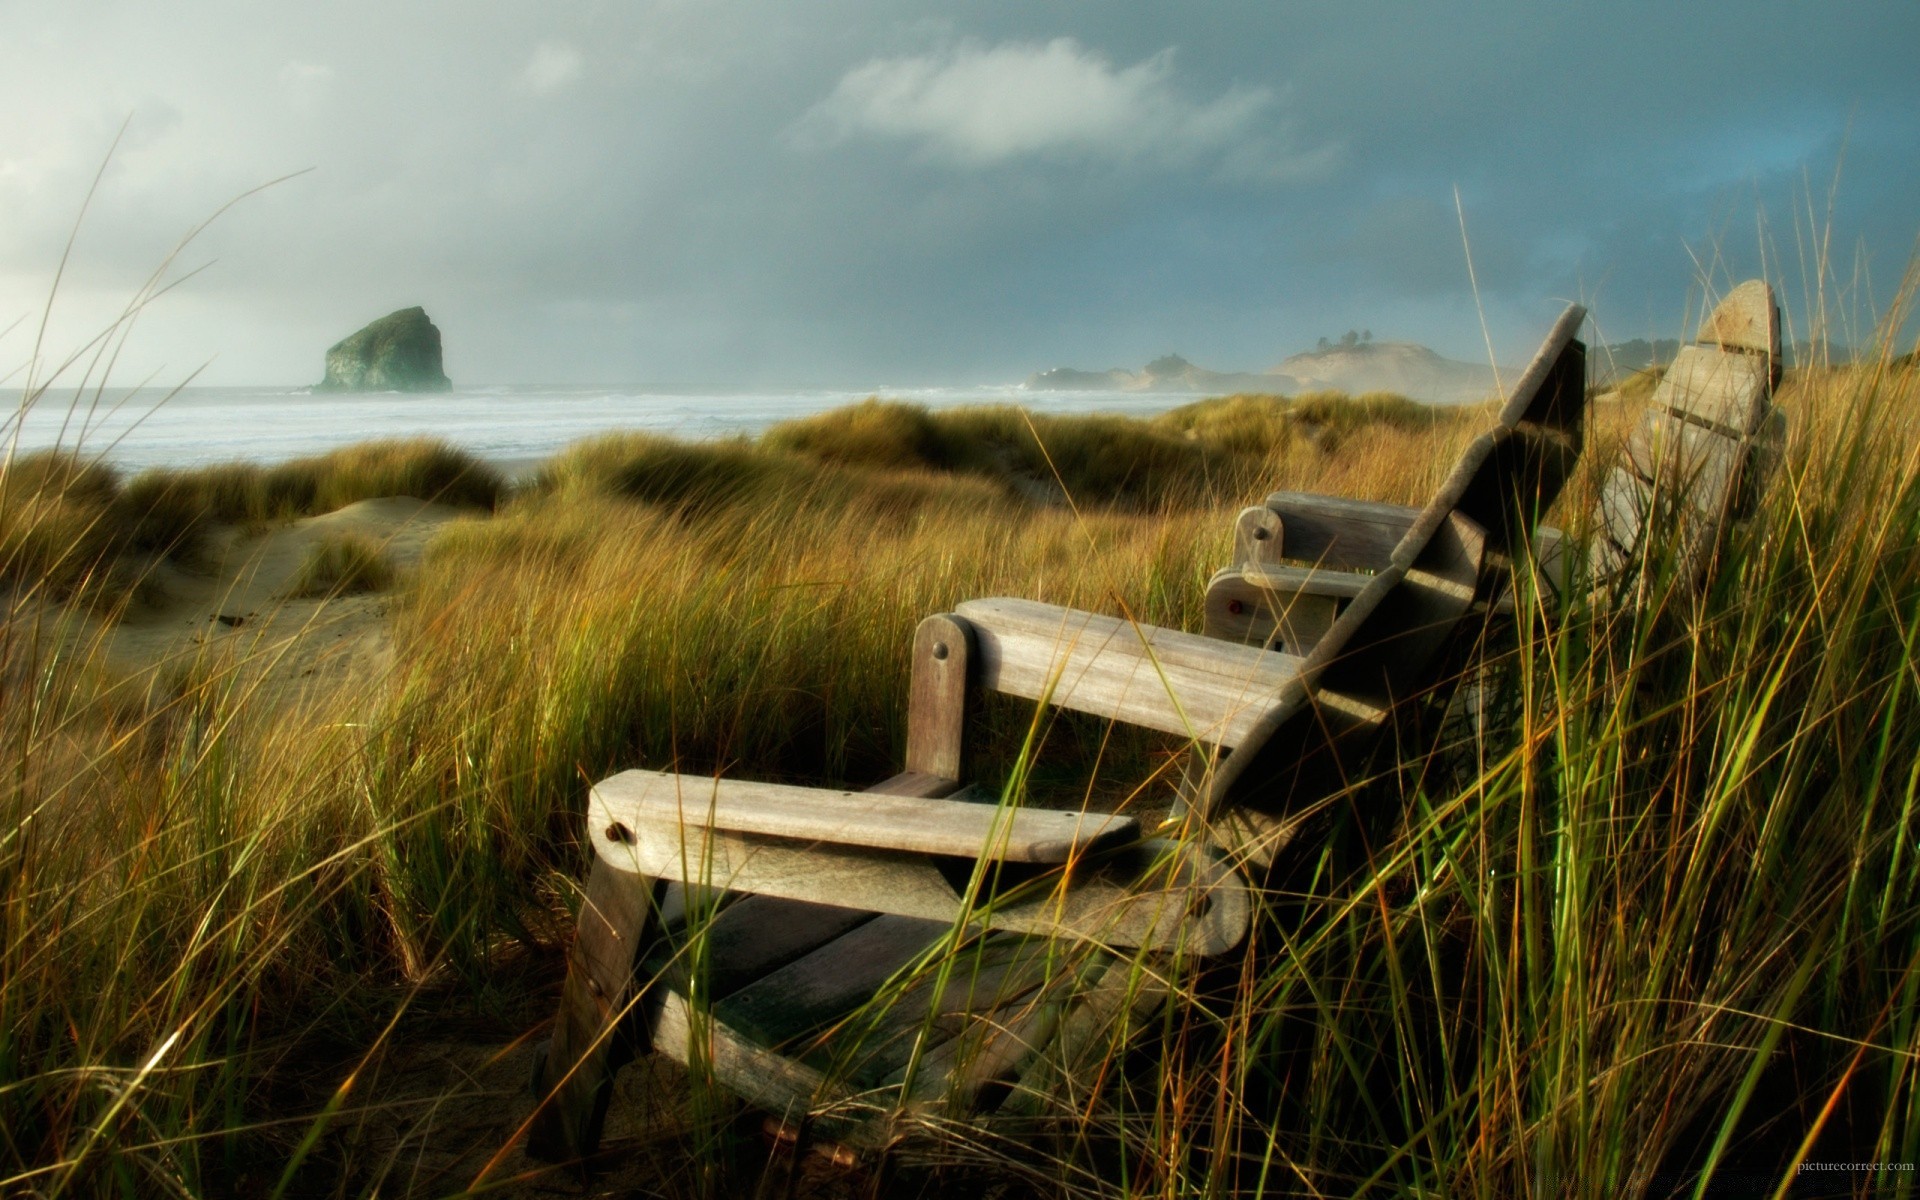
[1239, 561, 1373, 599]
[591, 769, 1136, 864]
[1497, 304, 1592, 437]
[716, 915, 952, 1048]
[650, 936, 1099, 1149]
[1588, 284, 1782, 592]
[955, 597, 1303, 747]
[891, 944, 1113, 1111]
[832, 932, 1066, 1088]
[1202, 568, 1341, 654]
[1260, 492, 1419, 571]
[866, 769, 966, 800]
[651, 990, 853, 1135]
[527, 859, 660, 1161]
[1529, 526, 1571, 605]
[1591, 463, 1725, 583]
[1592, 465, 1649, 582]
[1213, 524, 1568, 633]
[653, 895, 877, 1002]
[906, 613, 972, 782]
[1330, 509, 1490, 702]
[1232, 505, 1285, 567]
[1202, 509, 1494, 860]
[593, 799, 1250, 955]
[1624, 409, 1746, 506]
[1698, 279, 1782, 372]
[1653, 345, 1771, 437]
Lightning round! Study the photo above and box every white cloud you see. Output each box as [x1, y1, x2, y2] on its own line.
[519, 41, 583, 95]
[792, 38, 1331, 177]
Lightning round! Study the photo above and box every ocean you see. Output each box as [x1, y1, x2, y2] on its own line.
[2, 383, 1203, 473]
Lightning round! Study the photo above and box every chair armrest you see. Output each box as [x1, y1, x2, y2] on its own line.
[1262, 491, 1420, 571]
[589, 772, 1249, 956]
[1239, 561, 1373, 597]
[953, 597, 1301, 748]
[590, 768, 1136, 863]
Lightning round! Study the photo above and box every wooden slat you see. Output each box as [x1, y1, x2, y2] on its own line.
[1497, 303, 1590, 434]
[1653, 345, 1770, 437]
[1593, 465, 1649, 576]
[830, 932, 1066, 1089]
[593, 769, 1136, 864]
[649, 936, 1104, 1148]
[1319, 509, 1489, 696]
[866, 769, 965, 799]
[1624, 409, 1746, 507]
[906, 614, 971, 781]
[653, 895, 877, 1002]
[650, 992, 847, 1134]
[1698, 279, 1781, 365]
[1199, 511, 1488, 855]
[954, 597, 1301, 747]
[893, 941, 1115, 1111]
[1238, 561, 1373, 598]
[1260, 492, 1419, 571]
[596, 803, 1248, 955]
[1199, 304, 1584, 862]
[1592, 464, 1717, 576]
[1202, 568, 1341, 653]
[715, 915, 951, 1048]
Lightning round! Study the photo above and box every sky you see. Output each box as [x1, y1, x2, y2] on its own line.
[1, 1, 1915, 387]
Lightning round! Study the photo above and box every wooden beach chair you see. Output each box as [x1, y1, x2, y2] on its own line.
[1206, 282, 1784, 654]
[525, 304, 1588, 1164]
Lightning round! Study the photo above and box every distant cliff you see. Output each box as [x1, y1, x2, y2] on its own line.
[1277, 341, 1500, 404]
[315, 307, 452, 392]
[1027, 354, 1299, 395]
[1029, 341, 1506, 404]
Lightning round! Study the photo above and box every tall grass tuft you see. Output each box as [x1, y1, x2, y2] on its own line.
[283, 532, 395, 597]
[122, 437, 506, 529]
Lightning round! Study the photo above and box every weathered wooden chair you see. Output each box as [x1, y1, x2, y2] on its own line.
[1206, 282, 1784, 655]
[525, 304, 1589, 1164]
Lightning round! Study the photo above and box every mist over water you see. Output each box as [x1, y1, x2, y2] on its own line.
[2, 383, 1205, 472]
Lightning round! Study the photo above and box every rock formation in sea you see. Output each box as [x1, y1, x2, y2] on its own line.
[315, 306, 453, 392]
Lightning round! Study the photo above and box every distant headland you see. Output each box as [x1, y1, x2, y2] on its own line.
[1027, 332, 1508, 405]
[314, 306, 453, 392]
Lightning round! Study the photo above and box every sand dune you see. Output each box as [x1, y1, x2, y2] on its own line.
[88, 496, 466, 708]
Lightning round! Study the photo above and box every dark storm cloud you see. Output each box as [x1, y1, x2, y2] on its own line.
[1, 0, 1913, 385]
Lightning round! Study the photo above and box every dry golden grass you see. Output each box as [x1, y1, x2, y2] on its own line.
[4, 360, 1920, 1196]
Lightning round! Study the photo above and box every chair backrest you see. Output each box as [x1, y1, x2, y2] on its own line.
[1196, 304, 1588, 863]
[1591, 281, 1782, 587]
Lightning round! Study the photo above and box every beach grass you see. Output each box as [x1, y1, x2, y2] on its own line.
[283, 531, 395, 598]
[2, 333, 1919, 1197]
[0, 439, 502, 613]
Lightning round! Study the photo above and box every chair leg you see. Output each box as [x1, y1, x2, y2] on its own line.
[527, 858, 661, 1162]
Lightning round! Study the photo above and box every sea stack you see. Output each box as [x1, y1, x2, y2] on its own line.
[315, 306, 452, 392]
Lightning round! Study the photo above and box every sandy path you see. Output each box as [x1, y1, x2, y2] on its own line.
[87, 496, 469, 709]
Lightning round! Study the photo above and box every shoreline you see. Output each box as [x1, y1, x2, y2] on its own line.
[4, 382, 1222, 475]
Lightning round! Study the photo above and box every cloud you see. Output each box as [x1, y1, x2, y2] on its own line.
[792, 38, 1332, 178]
[519, 41, 583, 95]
